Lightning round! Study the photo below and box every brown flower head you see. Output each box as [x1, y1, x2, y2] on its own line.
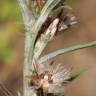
[29, 61, 70, 95]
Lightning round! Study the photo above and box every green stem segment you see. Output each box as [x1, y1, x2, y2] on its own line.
[39, 41, 96, 63]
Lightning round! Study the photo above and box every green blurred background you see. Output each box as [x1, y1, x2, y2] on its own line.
[0, 0, 23, 64]
[0, 1, 24, 95]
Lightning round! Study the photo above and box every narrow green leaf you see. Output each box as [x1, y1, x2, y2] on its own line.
[39, 41, 96, 63]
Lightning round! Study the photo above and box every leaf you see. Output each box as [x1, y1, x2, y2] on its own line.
[33, 18, 59, 60]
[39, 41, 96, 63]
[29, 0, 62, 64]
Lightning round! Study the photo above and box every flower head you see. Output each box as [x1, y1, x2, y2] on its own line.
[29, 61, 70, 95]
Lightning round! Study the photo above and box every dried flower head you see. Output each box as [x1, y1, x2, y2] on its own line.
[29, 61, 70, 95]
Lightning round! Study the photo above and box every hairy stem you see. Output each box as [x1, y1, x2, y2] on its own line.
[18, 0, 62, 96]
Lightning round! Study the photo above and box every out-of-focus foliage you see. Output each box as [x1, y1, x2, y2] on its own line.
[0, 0, 22, 21]
[0, 0, 23, 64]
[66, 0, 79, 8]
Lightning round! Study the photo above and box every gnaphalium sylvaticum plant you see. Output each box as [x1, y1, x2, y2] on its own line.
[18, 0, 96, 96]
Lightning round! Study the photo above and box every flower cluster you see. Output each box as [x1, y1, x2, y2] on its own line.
[29, 61, 70, 95]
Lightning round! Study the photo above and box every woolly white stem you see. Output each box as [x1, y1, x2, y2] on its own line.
[18, 0, 62, 96]
[18, 0, 35, 30]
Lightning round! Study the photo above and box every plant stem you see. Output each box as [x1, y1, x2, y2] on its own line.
[18, 0, 62, 96]
[39, 41, 96, 63]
